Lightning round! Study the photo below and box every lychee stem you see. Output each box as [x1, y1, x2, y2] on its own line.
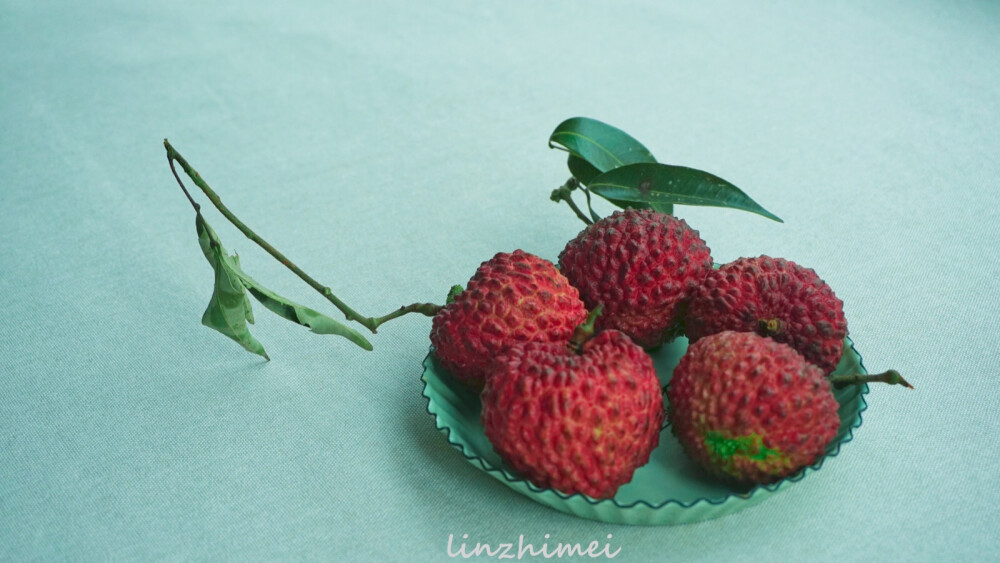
[550, 177, 594, 225]
[830, 370, 913, 389]
[569, 305, 603, 353]
[757, 318, 785, 337]
[165, 140, 443, 335]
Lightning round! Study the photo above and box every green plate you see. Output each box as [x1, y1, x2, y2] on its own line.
[420, 336, 869, 525]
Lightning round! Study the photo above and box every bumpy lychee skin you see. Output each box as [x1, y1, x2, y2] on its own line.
[482, 330, 664, 499]
[558, 209, 713, 348]
[668, 331, 841, 485]
[430, 250, 587, 388]
[686, 256, 847, 373]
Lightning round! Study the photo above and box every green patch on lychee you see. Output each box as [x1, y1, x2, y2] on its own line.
[445, 284, 464, 304]
[703, 431, 787, 475]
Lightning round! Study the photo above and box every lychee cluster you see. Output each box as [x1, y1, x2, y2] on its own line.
[429, 208, 868, 496]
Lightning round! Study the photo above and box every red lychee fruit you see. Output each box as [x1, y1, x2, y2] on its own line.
[430, 250, 588, 388]
[667, 331, 841, 485]
[685, 256, 847, 373]
[481, 329, 664, 499]
[558, 208, 713, 348]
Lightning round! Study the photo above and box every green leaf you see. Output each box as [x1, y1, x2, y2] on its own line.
[587, 163, 783, 222]
[197, 216, 269, 360]
[195, 215, 373, 357]
[549, 117, 656, 172]
[553, 118, 672, 215]
[566, 154, 601, 186]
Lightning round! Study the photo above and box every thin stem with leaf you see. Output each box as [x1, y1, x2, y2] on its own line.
[165, 139, 442, 335]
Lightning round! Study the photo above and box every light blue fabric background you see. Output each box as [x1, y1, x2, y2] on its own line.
[2, 1, 999, 560]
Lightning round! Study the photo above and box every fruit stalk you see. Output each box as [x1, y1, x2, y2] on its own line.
[549, 177, 593, 225]
[568, 305, 602, 353]
[164, 139, 442, 334]
[830, 370, 913, 389]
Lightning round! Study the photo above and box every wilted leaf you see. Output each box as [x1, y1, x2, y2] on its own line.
[229, 255, 374, 351]
[195, 215, 373, 357]
[197, 216, 269, 359]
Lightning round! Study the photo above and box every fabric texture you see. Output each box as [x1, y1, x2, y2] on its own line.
[2, 1, 998, 560]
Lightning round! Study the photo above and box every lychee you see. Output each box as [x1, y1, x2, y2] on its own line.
[685, 256, 847, 373]
[558, 208, 713, 348]
[667, 331, 841, 485]
[481, 326, 664, 499]
[430, 250, 588, 388]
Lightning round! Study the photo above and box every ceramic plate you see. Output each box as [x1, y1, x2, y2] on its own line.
[421, 336, 869, 525]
